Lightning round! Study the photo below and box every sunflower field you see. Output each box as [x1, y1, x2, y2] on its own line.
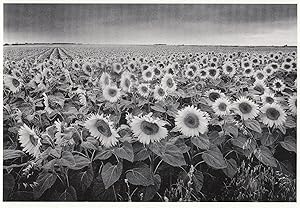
[3, 45, 297, 201]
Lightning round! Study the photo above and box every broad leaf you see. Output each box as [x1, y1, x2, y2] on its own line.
[58, 186, 77, 201]
[78, 165, 94, 192]
[60, 151, 75, 168]
[280, 136, 296, 153]
[143, 174, 161, 201]
[101, 162, 123, 189]
[161, 144, 186, 167]
[94, 148, 113, 161]
[71, 155, 91, 170]
[33, 171, 57, 199]
[3, 149, 26, 160]
[126, 163, 154, 186]
[113, 142, 134, 162]
[244, 119, 262, 133]
[254, 146, 277, 167]
[191, 135, 210, 150]
[222, 158, 238, 178]
[202, 147, 227, 169]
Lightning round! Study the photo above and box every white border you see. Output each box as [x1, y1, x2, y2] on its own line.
[1, 1, 299, 208]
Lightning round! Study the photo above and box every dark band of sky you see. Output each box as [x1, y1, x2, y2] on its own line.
[4, 4, 297, 45]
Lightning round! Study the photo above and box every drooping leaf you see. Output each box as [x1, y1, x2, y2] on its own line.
[222, 158, 238, 178]
[58, 186, 77, 201]
[101, 162, 123, 189]
[143, 174, 161, 201]
[60, 151, 75, 168]
[78, 165, 94, 193]
[126, 162, 154, 186]
[33, 171, 57, 199]
[202, 147, 227, 169]
[280, 136, 296, 153]
[113, 141, 134, 162]
[3, 149, 26, 160]
[71, 154, 91, 170]
[244, 119, 262, 133]
[161, 144, 186, 167]
[254, 146, 277, 167]
[94, 148, 113, 161]
[191, 135, 210, 150]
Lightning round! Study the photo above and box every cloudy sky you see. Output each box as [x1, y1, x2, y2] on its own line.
[4, 4, 297, 45]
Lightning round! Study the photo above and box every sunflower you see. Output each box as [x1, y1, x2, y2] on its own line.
[205, 89, 225, 105]
[102, 84, 121, 103]
[232, 96, 259, 120]
[112, 63, 123, 74]
[138, 83, 151, 98]
[100, 72, 111, 88]
[263, 64, 274, 77]
[212, 97, 232, 116]
[72, 61, 80, 70]
[252, 80, 267, 95]
[82, 62, 93, 75]
[18, 124, 41, 158]
[198, 69, 208, 79]
[120, 72, 132, 92]
[288, 94, 297, 115]
[281, 62, 292, 72]
[161, 74, 177, 93]
[185, 68, 195, 79]
[254, 70, 266, 82]
[208, 67, 220, 79]
[260, 103, 287, 128]
[12, 69, 22, 78]
[243, 67, 254, 77]
[153, 66, 162, 78]
[153, 85, 167, 101]
[130, 114, 168, 145]
[272, 79, 286, 92]
[4, 75, 22, 93]
[85, 114, 119, 148]
[188, 63, 199, 72]
[175, 105, 209, 137]
[222, 62, 236, 77]
[142, 68, 154, 82]
[261, 92, 278, 105]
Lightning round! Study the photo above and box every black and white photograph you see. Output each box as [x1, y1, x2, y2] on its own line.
[2, 2, 298, 204]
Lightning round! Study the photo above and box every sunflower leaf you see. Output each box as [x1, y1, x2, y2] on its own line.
[3, 149, 26, 160]
[222, 158, 238, 178]
[126, 162, 155, 186]
[33, 171, 57, 199]
[280, 136, 296, 153]
[101, 162, 123, 189]
[191, 135, 210, 150]
[161, 144, 186, 167]
[244, 119, 262, 133]
[202, 147, 227, 169]
[254, 146, 277, 167]
[113, 141, 134, 162]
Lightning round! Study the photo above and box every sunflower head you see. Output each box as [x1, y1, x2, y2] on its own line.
[232, 96, 259, 120]
[130, 114, 168, 145]
[85, 114, 119, 148]
[261, 103, 287, 128]
[175, 105, 209, 137]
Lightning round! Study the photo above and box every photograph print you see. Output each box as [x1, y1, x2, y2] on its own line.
[3, 3, 297, 202]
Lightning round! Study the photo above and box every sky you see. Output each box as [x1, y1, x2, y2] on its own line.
[3, 4, 297, 46]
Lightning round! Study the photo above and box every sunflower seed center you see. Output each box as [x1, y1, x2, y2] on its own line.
[239, 102, 253, 114]
[183, 113, 200, 129]
[96, 119, 112, 137]
[266, 108, 280, 121]
[140, 120, 159, 135]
